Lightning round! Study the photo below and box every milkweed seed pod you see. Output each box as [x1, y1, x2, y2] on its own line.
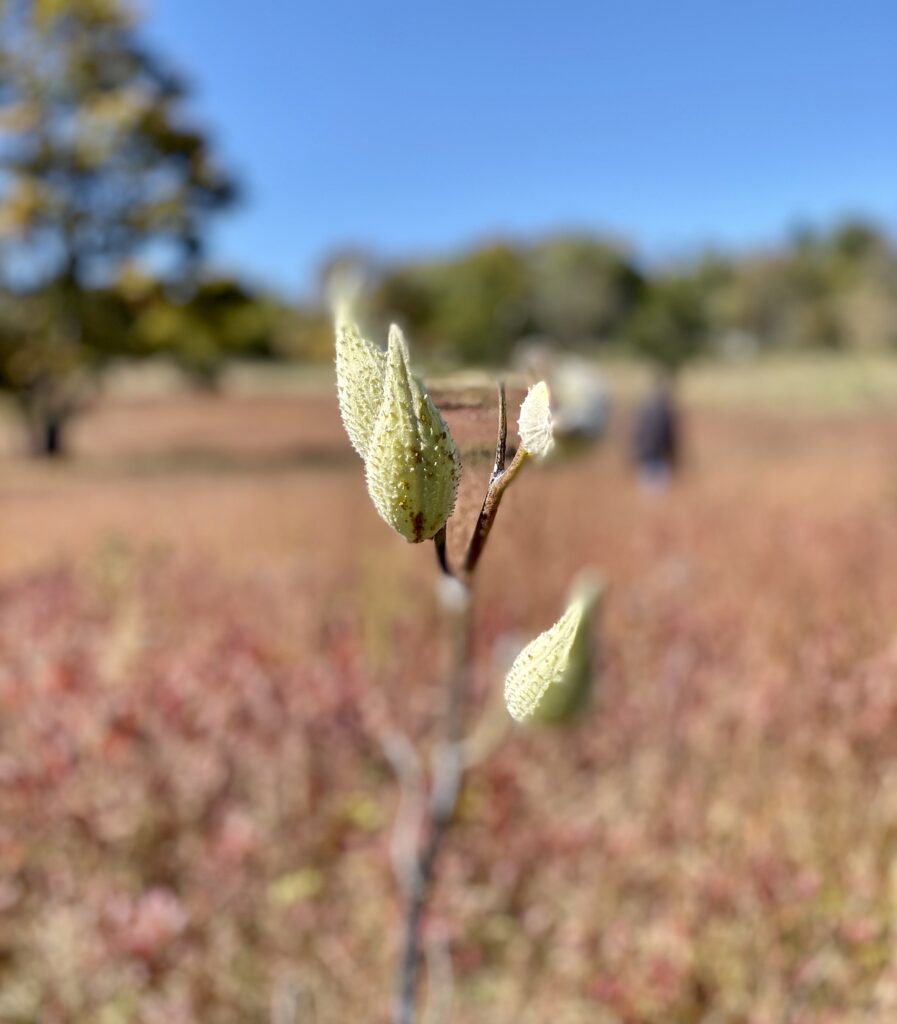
[504, 579, 601, 724]
[364, 325, 461, 543]
[518, 380, 554, 458]
[335, 318, 386, 459]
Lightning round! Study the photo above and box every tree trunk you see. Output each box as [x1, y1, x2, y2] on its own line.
[38, 415, 66, 458]
[24, 399, 71, 459]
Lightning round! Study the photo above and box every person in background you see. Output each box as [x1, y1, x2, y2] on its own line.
[632, 374, 679, 489]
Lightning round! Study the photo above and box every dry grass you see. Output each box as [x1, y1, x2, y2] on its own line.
[4, 378, 897, 1022]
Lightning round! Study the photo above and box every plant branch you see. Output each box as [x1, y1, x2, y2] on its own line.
[381, 729, 426, 893]
[393, 382, 521, 1024]
[422, 921, 454, 1024]
[462, 382, 531, 577]
[463, 446, 528, 578]
[393, 591, 472, 1024]
[491, 381, 508, 477]
[433, 526, 451, 578]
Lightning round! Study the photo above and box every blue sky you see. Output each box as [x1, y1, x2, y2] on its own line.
[145, 0, 897, 297]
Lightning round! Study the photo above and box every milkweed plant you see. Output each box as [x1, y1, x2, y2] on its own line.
[335, 312, 602, 1024]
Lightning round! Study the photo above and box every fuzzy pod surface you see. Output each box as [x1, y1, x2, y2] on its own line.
[504, 583, 599, 724]
[335, 319, 387, 459]
[363, 326, 461, 542]
[518, 380, 554, 458]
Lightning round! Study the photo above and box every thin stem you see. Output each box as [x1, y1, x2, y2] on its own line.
[433, 526, 451, 577]
[393, 382, 521, 1024]
[393, 595, 472, 1024]
[462, 447, 528, 577]
[393, 748, 462, 1024]
[381, 730, 426, 892]
[491, 382, 508, 478]
[422, 922, 454, 1024]
[461, 381, 532, 577]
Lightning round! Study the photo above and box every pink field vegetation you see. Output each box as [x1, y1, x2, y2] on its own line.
[4, 394, 897, 1021]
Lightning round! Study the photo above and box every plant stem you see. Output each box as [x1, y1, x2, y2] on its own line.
[393, 382, 518, 1024]
[393, 593, 471, 1024]
[393, 380, 518, 1019]
[433, 526, 450, 577]
[462, 380, 533, 578]
[462, 447, 527, 578]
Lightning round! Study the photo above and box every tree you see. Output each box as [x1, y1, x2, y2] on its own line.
[0, 0, 237, 454]
[371, 242, 533, 366]
[626, 276, 710, 374]
[527, 235, 644, 346]
[126, 272, 285, 389]
[0, 279, 131, 453]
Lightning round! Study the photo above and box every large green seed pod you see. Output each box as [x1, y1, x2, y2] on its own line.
[504, 581, 600, 724]
[363, 326, 461, 543]
[335, 318, 386, 459]
[518, 380, 554, 458]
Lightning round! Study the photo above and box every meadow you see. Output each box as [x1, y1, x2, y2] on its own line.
[3, 358, 897, 1022]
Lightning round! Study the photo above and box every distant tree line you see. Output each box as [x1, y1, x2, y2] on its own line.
[320, 220, 897, 373]
[2, 2, 896, 459]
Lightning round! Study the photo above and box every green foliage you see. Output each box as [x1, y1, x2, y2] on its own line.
[280, 306, 335, 363]
[527, 235, 644, 345]
[0, 0, 236, 285]
[127, 274, 285, 388]
[424, 243, 532, 365]
[355, 219, 897, 371]
[626, 276, 710, 373]
[0, 0, 239, 452]
[0, 281, 131, 452]
[369, 236, 643, 366]
[370, 243, 533, 366]
[716, 221, 897, 353]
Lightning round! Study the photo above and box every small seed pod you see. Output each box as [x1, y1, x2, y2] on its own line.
[335, 318, 386, 459]
[518, 381, 554, 458]
[364, 325, 461, 543]
[504, 580, 601, 724]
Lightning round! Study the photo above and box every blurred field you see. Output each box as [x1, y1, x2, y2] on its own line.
[5, 360, 897, 1022]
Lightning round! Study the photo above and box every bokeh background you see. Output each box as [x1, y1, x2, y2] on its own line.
[2, 1, 897, 1021]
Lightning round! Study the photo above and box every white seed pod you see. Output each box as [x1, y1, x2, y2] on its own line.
[364, 325, 461, 543]
[335, 319, 386, 459]
[504, 581, 600, 724]
[518, 380, 554, 458]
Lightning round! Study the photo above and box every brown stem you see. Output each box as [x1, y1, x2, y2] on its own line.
[461, 381, 532, 577]
[462, 446, 528, 577]
[433, 526, 451, 577]
[393, 382, 524, 1023]
[491, 382, 508, 478]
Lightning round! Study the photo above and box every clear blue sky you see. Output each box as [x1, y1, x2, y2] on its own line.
[145, 0, 897, 298]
